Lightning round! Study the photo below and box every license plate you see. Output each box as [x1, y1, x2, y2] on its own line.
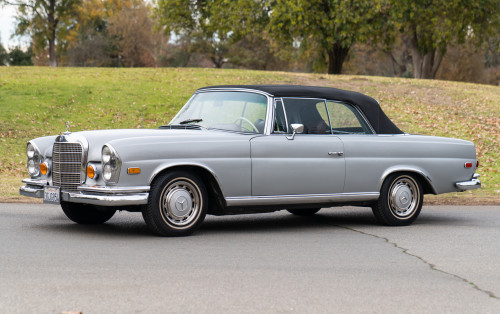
[44, 186, 60, 204]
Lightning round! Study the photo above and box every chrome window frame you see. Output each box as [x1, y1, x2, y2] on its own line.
[271, 97, 289, 134]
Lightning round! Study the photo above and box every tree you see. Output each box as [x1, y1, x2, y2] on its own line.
[0, 40, 8, 65]
[391, 0, 500, 79]
[65, 0, 154, 67]
[269, 0, 388, 74]
[2, 0, 81, 67]
[8, 45, 34, 65]
[155, 0, 270, 68]
[155, 0, 227, 68]
[108, 2, 155, 67]
[228, 34, 289, 71]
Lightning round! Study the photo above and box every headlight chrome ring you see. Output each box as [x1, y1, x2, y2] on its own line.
[101, 144, 121, 183]
[26, 141, 42, 177]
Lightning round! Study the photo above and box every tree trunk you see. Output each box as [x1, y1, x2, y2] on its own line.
[327, 43, 350, 74]
[48, 29, 57, 67]
[48, 0, 58, 67]
[409, 31, 444, 79]
[210, 56, 225, 68]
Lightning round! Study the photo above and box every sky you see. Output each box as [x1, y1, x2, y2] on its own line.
[0, 5, 28, 49]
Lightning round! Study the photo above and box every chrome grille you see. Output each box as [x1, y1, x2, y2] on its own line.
[52, 142, 84, 191]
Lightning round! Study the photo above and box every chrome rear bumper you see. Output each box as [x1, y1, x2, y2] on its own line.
[20, 179, 149, 206]
[455, 173, 481, 191]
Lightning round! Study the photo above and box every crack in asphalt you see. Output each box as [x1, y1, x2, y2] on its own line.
[317, 219, 499, 300]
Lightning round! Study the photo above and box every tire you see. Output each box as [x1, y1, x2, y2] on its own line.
[61, 202, 116, 224]
[287, 208, 321, 216]
[372, 173, 423, 226]
[142, 170, 207, 237]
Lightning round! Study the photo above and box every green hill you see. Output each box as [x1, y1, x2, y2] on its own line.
[1, 67, 498, 204]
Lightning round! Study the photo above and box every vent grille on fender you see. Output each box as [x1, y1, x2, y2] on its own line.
[52, 142, 84, 192]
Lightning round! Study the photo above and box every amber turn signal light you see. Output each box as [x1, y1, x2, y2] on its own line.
[40, 162, 48, 175]
[87, 164, 96, 179]
[127, 167, 141, 175]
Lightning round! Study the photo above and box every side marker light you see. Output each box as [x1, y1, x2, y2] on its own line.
[128, 167, 141, 175]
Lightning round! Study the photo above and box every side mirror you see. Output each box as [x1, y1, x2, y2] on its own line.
[287, 123, 304, 140]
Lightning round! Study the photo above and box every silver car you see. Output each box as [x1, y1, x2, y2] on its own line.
[20, 85, 481, 236]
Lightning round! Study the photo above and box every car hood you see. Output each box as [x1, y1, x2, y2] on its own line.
[31, 128, 257, 160]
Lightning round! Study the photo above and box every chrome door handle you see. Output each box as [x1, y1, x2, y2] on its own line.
[328, 152, 344, 156]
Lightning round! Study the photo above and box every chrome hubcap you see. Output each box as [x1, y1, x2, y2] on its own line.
[160, 178, 200, 227]
[389, 177, 419, 218]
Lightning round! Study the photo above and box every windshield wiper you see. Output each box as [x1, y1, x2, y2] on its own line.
[179, 118, 203, 125]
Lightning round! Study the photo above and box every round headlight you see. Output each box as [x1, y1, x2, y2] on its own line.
[102, 146, 112, 164]
[27, 143, 36, 159]
[103, 164, 112, 181]
[28, 159, 39, 176]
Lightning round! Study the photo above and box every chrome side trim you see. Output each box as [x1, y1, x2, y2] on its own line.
[78, 185, 150, 194]
[225, 192, 379, 206]
[62, 191, 149, 206]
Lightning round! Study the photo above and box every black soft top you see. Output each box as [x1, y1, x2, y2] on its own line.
[200, 85, 403, 134]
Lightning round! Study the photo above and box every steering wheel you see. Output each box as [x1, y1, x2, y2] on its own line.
[234, 117, 259, 133]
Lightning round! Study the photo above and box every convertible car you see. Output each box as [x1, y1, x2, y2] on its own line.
[20, 85, 481, 236]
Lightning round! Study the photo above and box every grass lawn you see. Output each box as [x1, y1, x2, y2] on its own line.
[0, 67, 498, 204]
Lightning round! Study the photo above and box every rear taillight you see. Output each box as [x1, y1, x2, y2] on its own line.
[476, 160, 479, 168]
[465, 162, 473, 168]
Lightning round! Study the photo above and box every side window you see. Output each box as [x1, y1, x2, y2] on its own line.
[281, 98, 331, 134]
[326, 101, 372, 134]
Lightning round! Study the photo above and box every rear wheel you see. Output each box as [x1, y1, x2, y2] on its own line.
[142, 170, 207, 237]
[61, 202, 116, 224]
[372, 173, 423, 226]
[287, 208, 321, 216]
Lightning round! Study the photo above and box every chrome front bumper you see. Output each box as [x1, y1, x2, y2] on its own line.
[20, 179, 149, 206]
[455, 173, 481, 191]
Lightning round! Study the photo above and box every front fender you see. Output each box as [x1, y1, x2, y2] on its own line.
[149, 161, 225, 193]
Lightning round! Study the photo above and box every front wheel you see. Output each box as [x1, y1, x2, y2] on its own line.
[61, 202, 116, 224]
[142, 170, 207, 236]
[372, 173, 423, 226]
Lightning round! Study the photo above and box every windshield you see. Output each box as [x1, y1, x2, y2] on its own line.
[169, 91, 268, 134]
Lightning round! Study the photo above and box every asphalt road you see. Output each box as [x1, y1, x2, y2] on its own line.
[0, 203, 499, 313]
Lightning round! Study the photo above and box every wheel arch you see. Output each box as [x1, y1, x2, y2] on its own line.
[379, 167, 437, 195]
[149, 163, 227, 213]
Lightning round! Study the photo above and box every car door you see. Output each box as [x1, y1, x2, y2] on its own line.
[250, 98, 345, 196]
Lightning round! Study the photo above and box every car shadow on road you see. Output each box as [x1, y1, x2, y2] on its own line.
[33, 206, 471, 237]
[33, 213, 153, 237]
[199, 208, 378, 235]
